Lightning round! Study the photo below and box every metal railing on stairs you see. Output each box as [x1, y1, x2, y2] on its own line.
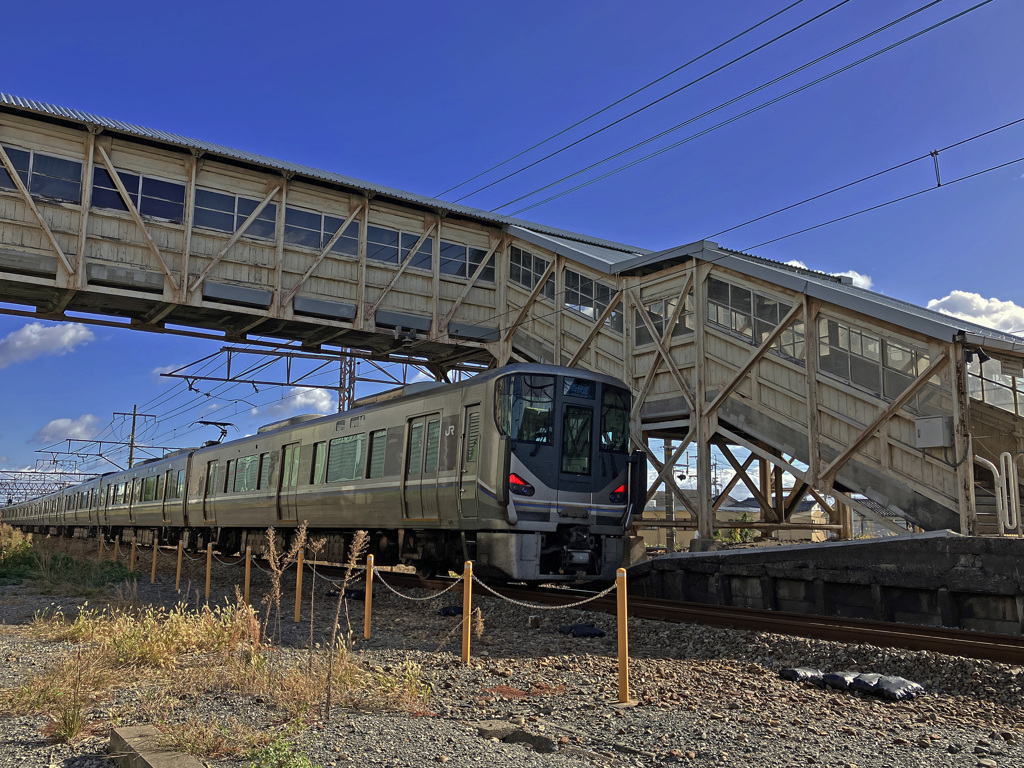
[974, 452, 1022, 536]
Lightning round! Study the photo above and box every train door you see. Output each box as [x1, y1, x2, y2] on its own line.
[203, 460, 218, 523]
[278, 442, 300, 520]
[403, 415, 440, 520]
[458, 404, 481, 520]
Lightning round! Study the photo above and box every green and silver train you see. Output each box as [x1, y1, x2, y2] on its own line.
[2, 364, 643, 581]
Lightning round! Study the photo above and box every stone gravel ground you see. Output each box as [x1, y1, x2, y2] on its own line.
[1, 541, 1022, 768]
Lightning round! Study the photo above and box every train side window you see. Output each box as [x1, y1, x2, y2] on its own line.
[406, 423, 423, 477]
[465, 411, 481, 462]
[310, 442, 327, 485]
[225, 460, 236, 493]
[176, 469, 186, 499]
[257, 453, 271, 490]
[205, 461, 219, 497]
[424, 419, 441, 474]
[367, 430, 387, 479]
[327, 434, 365, 482]
[143, 476, 157, 502]
[155, 474, 165, 501]
[281, 444, 300, 488]
[233, 455, 259, 492]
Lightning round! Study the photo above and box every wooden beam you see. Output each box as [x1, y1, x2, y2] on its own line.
[441, 235, 502, 334]
[628, 278, 695, 410]
[271, 176, 289, 315]
[282, 202, 366, 307]
[803, 298, 822, 487]
[566, 288, 623, 367]
[705, 302, 802, 416]
[177, 152, 199, 304]
[719, 443, 772, 513]
[368, 221, 437, 315]
[356, 197, 370, 329]
[188, 183, 281, 294]
[502, 257, 557, 343]
[712, 451, 754, 512]
[0, 144, 74, 275]
[95, 146, 177, 291]
[75, 129, 98, 289]
[553, 256, 564, 364]
[950, 339, 977, 534]
[644, 429, 694, 505]
[820, 351, 949, 487]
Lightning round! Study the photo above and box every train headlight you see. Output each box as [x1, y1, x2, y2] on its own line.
[508, 473, 535, 497]
[609, 484, 627, 504]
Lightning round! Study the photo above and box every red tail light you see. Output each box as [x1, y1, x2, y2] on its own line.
[609, 484, 627, 504]
[509, 473, 535, 496]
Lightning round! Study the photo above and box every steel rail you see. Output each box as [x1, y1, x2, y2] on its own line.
[383, 574, 1024, 665]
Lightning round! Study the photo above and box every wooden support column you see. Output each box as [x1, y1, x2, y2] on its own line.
[553, 256, 564, 365]
[803, 298, 822, 488]
[664, 439, 676, 552]
[271, 175, 289, 316]
[951, 338, 977, 534]
[356, 196, 371, 329]
[431, 214, 442, 337]
[75, 129, 99, 291]
[693, 262, 714, 540]
[177, 152, 200, 304]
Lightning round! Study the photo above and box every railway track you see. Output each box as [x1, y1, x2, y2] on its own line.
[383, 573, 1024, 666]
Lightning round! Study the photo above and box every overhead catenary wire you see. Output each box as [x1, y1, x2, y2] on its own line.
[742, 153, 1024, 250]
[499, 0, 992, 216]
[708, 114, 1024, 239]
[449, 0, 857, 204]
[435, 0, 813, 199]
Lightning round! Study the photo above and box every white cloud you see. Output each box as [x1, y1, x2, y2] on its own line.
[0, 322, 94, 370]
[927, 291, 1024, 334]
[151, 364, 184, 382]
[32, 414, 99, 444]
[409, 370, 435, 383]
[785, 260, 873, 290]
[252, 387, 335, 420]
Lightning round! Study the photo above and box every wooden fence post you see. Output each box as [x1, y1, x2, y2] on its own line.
[462, 561, 473, 664]
[244, 545, 252, 606]
[205, 542, 213, 600]
[294, 549, 305, 623]
[175, 540, 183, 592]
[150, 542, 158, 584]
[617, 567, 631, 704]
[113, 536, 119, 564]
[363, 554, 374, 639]
[129, 540, 136, 572]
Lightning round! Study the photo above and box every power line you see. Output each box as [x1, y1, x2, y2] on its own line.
[448, 0, 855, 204]
[707, 114, 1024, 239]
[742, 152, 1024, 250]
[499, 0, 991, 215]
[435, 0, 812, 199]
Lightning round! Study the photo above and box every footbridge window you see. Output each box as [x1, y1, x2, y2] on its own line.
[509, 246, 555, 300]
[91, 167, 186, 223]
[194, 188, 277, 240]
[818, 317, 931, 406]
[968, 358, 1024, 416]
[566, 269, 621, 331]
[0, 144, 82, 204]
[634, 294, 692, 346]
[285, 205, 362, 254]
[706, 277, 804, 362]
[440, 240, 494, 282]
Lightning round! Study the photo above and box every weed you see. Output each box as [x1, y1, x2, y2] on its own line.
[248, 736, 321, 768]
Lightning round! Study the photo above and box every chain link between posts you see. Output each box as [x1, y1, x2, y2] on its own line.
[471, 573, 617, 610]
[311, 566, 366, 589]
[373, 570, 464, 601]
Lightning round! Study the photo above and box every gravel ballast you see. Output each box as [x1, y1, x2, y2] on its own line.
[1, 542, 1022, 768]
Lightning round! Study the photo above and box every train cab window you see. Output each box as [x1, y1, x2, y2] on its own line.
[327, 434, 365, 483]
[367, 430, 387, 479]
[310, 442, 327, 485]
[496, 374, 555, 444]
[600, 386, 630, 452]
[561, 406, 593, 475]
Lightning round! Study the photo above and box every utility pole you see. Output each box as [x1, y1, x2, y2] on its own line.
[114, 405, 157, 468]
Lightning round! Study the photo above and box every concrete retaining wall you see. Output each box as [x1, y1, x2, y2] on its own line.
[628, 531, 1024, 635]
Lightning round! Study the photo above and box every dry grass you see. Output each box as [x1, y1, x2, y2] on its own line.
[0, 526, 430, 751]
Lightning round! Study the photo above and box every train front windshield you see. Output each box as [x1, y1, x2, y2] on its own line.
[496, 373, 631, 497]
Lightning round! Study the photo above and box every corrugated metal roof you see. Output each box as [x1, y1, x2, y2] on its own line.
[0, 93, 647, 261]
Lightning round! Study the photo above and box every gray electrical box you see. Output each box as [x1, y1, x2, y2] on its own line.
[915, 416, 954, 448]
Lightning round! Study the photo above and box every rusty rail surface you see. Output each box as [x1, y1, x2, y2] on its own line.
[382, 573, 1024, 665]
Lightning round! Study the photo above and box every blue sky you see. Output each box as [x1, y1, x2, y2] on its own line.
[1, 0, 1022, 475]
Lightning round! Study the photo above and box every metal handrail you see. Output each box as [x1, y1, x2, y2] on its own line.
[1001, 451, 1021, 533]
[974, 455, 1005, 535]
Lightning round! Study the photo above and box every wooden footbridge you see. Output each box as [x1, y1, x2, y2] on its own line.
[2, 94, 1022, 540]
